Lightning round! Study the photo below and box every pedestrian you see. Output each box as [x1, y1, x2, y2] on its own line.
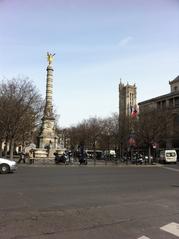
[46, 141, 52, 157]
[68, 151, 73, 164]
[29, 149, 35, 164]
[17, 148, 26, 164]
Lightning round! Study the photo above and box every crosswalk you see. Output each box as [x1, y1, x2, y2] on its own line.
[137, 222, 179, 238]
[160, 222, 179, 237]
[138, 236, 150, 239]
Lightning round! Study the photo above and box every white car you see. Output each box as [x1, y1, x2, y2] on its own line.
[0, 158, 17, 174]
[159, 150, 177, 164]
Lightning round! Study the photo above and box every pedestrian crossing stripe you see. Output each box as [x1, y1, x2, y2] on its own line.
[160, 222, 179, 237]
[137, 236, 150, 239]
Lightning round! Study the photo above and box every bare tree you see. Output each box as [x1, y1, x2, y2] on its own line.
[63, 114, 120, 155]
[118, 114, 131, 158]
[134, 108, 172, 163]
[0, 77, 43, 159]
[0, 100, 6, 157]
[98, 113, 119, 153]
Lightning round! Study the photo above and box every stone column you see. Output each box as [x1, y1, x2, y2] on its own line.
[38, 53, 58, 150]
[44, 65, 54, 118]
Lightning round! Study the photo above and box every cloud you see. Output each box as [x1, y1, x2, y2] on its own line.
[117, 36, 133, 47]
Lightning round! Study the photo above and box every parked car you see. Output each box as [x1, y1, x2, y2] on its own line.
[159, 150, 177, 164]
[0, 158, 17, 174]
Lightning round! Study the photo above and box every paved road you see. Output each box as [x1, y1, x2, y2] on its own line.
[0, 164, 179, 239]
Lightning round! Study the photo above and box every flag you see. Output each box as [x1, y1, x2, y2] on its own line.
[131, 105, 138, 118]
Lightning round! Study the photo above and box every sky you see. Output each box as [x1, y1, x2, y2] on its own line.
[0, 0, 179, 127]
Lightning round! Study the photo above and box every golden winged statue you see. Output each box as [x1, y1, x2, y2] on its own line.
[47, 52, 55, 65]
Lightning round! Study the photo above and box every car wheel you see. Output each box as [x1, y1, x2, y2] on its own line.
[0, 164, 10, 174]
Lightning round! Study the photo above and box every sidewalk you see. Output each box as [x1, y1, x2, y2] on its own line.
[17, 158, 163, 168]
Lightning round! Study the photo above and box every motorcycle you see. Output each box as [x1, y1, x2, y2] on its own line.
[54, 153, 67, 164]
[79, 154, 88, 165]
[79, 158, 88, 165]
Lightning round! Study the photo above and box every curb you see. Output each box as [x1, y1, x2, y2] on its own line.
[17, 163, 163, 168]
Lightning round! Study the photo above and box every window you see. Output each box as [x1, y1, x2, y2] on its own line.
[157, 101, 161, 109]
[162, 100, 166, 109]
[175, 97, 179, 108]
[166, 152, 176, 157]
[174, 86, 178, 91]
[174, 114, 179, 126]
[168, 99, 173, 108]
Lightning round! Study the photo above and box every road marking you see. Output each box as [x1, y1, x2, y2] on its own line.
[137, 236, 150, 239]
[162, 167, 179, 172]
[160, 222, 179, 237]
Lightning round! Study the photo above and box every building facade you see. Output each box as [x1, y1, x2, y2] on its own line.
[138, 76, 179, 148]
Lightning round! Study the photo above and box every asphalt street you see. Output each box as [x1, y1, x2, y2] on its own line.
[0, 164, 179, 239]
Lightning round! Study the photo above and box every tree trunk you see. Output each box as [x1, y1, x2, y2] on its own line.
[0, 139, 2, 157]
[93, 140, 96, 166]
[4, 140, 8, 158]
[119, 141, 123, 160]
[148, 145, 151, 164]
[9, 137, 14, 160]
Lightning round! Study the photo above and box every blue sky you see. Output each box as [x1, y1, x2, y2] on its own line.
[0, 0, 179, 127]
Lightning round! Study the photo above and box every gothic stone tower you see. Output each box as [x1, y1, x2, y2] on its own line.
[38, 53, 58, 149]
[119, 79, 137, 117]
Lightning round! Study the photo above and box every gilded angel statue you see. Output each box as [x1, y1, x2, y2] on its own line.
[47, 52, 55, 65]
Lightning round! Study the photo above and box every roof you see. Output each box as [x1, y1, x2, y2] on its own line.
[138, 91, 179, 105]
[169, 75, 179, 84]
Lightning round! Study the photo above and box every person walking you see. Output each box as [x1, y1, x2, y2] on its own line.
[17, 148, 26, 164]
[29, 149, 35, 164]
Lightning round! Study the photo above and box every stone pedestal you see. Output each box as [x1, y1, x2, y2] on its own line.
[34, 149, 48, 158]
[38, 116, 58, 149]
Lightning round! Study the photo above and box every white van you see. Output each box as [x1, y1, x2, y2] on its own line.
[159, 150, 177, 163]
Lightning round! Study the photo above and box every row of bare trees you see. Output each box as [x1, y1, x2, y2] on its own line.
[0, 78, 43, 159]
[61, 108, 176, 160]
[64, 113, 119, 153]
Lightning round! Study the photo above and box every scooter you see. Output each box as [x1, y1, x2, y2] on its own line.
[79, 157, 88, 165]
[54, 153, 67, 164]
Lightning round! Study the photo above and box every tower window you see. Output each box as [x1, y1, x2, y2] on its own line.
[174, 86, 178, 91]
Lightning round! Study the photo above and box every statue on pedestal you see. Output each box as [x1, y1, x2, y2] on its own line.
[47, 52, 55, 65]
